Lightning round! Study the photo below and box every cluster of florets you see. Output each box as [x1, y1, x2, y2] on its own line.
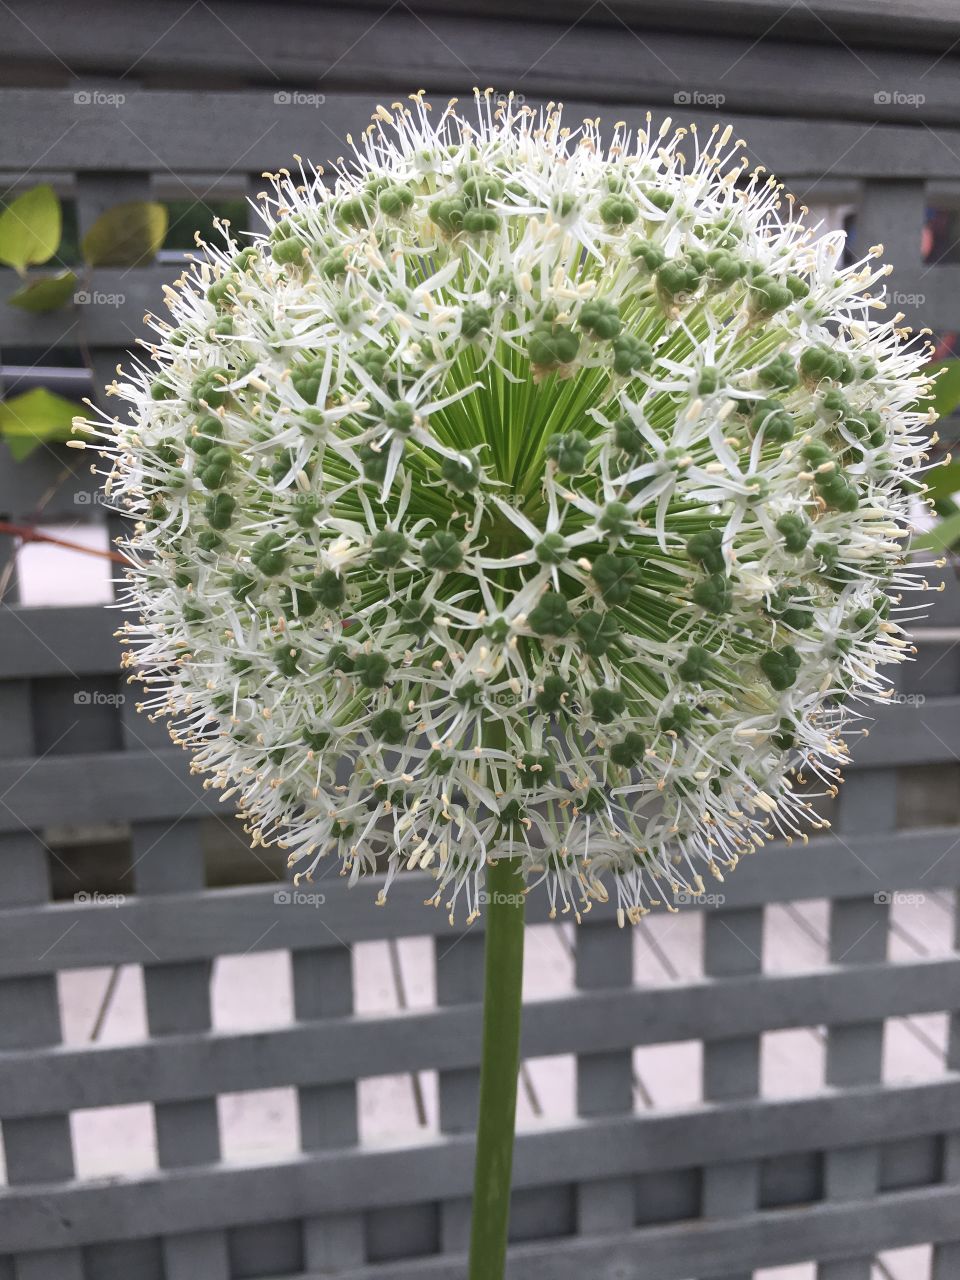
[83, 91, 934, 924]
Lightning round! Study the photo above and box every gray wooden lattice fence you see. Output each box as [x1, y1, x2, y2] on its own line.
[1, 3, 959, 1277]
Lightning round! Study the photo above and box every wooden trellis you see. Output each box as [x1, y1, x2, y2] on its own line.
[1, 3, 959, 1276]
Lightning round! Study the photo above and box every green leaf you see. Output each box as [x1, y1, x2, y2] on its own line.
[913, 510, 960, 552]
[923, 359, 960, 420]
[81, 201, 168, 267]
[923, 459, 960, 503]
[0, 185, 62, 273]
[7, 269, 78, 313]
[0, 387, 82, 461]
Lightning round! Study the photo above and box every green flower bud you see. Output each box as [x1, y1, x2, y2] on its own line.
[371, 529, 408, 569]
[574, 609, 619, 657]
[385, 401, 415, 433]
[598, 501, 632, 537]
[535, 533, 568, 565]
[535, 674, 570, 713]
[378, 184, 414, 216]
[204, 492, 236, 530]
[429, 197, 468, 233]
[775, 513, 811, 553]
[678, 645, 711, 682]
[528, 591, 573, 637]
[545, 430, 591, 475]
[591, 552, 641, 605]
[747, 273, 793, 320]
[327, 644, 354, 673]
[760, 644, 802, 690]
[661, 703, 693, 734]
[613, 416, 647, 458]
[655, 256, 702, 307]
[358, 444, 389, 483]
[591, 686, 626, 723]
[529, 324, 580, 368]
[757, 352, 798, 391]
[611, 333, 654, 377]
[312, 570, 346, 608]
[339, 195, 373, 228]
[190, 369, 229, 409]
[692, 573, 733, 615]
[629, 238, 666, 272]
[291, 359, 325, 405]
[421, 530, 463, 572]
[519, 751, 555, 783]
[442, 454, 480, 492]
[354, 651, 390, 688]
[231, 571, 257, 602]
[599, 195, 638, 226]
[751, 399, 794, 443]
[371, 707, 405, 743]
[686, 528, 725, 574]
[400, 599, 435, 637]
[610, 732, 646, 768]
[462, 208, 499, 233]
[579, 299, 622, 340]
[272, 236, 308, 267]
[275, 643, 300, 677]
[461, 303, 491, 339]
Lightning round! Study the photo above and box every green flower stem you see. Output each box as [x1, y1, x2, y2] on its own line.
[468, 851, 526, 1280]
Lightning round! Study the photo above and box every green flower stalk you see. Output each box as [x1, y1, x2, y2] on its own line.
[78, 89, 937, 1276]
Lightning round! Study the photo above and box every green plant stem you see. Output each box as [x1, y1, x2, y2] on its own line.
[468, 853, 526, 1280]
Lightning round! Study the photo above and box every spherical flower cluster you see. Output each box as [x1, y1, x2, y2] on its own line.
[83, 91, 935, 925]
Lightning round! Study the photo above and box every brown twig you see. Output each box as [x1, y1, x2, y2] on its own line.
[0, 520, 131, 565]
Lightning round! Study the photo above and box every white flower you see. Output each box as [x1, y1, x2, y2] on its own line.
[81, 91, 936, 926]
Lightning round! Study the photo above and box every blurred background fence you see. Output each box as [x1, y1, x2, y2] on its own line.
[1, 2, 960, 1277]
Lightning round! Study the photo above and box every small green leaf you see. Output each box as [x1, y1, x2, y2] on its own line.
[0, 185, 62, 273]
[923, 459, 960, 503]
[913, 510, 960, 552]
[7, 269, 78, 312]
[923, 359, 960, 420]
[0, 387, 82, 460]
[82, 201, 168, 267]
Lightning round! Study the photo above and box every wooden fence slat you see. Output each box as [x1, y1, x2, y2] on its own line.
[5, 90, 960, 181]
[575, 920, 635, 1235]
[252, 1183, 960, 1280]
[1, 821, 958, 973]
[0, 1077, 957, 1251]
[0, 828, 84, 1280]
[0, 954, 957, 1117]
[293, 946, 367, 1270]
[132, 819, 230, 1280]
[434, 929, 484, 1252]
[818, 769, 897, 1280]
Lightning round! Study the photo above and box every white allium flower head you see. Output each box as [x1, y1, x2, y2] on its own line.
[83, 91, 937, 925]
